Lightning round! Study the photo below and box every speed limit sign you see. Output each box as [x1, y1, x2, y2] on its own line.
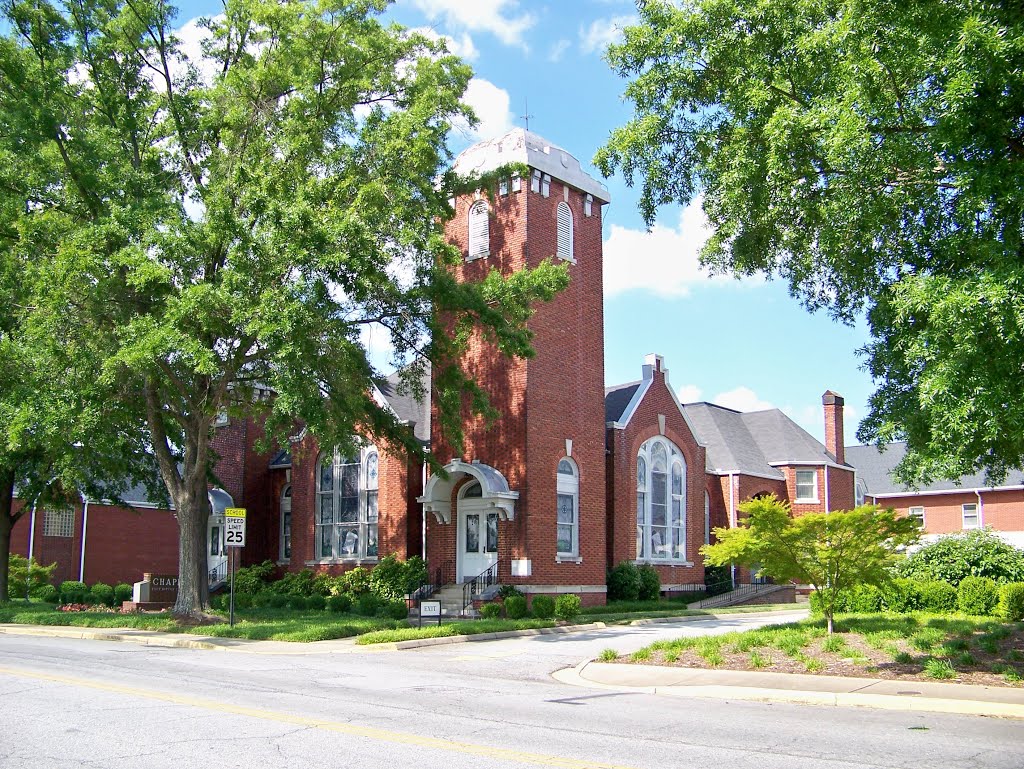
[224, 507, 247, 548]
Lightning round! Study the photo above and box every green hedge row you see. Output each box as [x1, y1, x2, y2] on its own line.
[810, 578, 1024, 620]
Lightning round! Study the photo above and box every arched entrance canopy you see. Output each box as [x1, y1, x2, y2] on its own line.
[418, 459, 519, 524]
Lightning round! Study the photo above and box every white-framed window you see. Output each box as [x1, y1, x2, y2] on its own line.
[511, 175, 521, 192]
[498, 178, 508, 196]
[556, 458, 579, 557]
[531, 169, 541, 193]
[795, 469, 818, 502]
[214, 409, 229, 427]
[467, 200, 489, 260]
[541, 173, 551, 197]
[908, 505, 925, 528]
[962, 503, 980, 529]
[316, 447, 379, 560]
[584, 193, 593, 217]
[43, 507, 74, 538]
[280, 485, 292, 561]
[556, 201, 574, 261]
[636, 437, 687, 562]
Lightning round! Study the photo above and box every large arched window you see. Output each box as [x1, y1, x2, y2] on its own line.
[636, 437, 687, 562]
[556, 201, 573, 261]
[556, 458, 579, 557]
[316, 447, 379, 560]
[468, 200, 489, 259]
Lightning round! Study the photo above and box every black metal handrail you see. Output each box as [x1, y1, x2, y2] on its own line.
[692, 580, 780, 610]
[409, 559, 453, 603]
[461, 561, 499, 615]
[209, 560, 228, 588]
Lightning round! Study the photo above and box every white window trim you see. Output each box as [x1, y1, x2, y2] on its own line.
[279, 484, 292, 562]
[962, 503, 980, 530]
[467, 200, 489, 260]
[556, 457, 579, 557]
[636, 437, 688, 563]
[556, 201, 575, 263]
[315, 447, 380, 561]
[43, 507, 75, 538]
[908, 505, 925, 528]
[794, 468, 819, 503]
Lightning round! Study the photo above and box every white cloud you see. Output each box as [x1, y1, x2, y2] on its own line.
[677, 384, 703, 404]
[579, 15, 635, 55]
[712, 387, 775, 413]
[453, 77, 515, 140]
[604, 198, 721, 297]
[411, 26, 479, 60]
[548, 39, 571, 62]
[408, 0, 536, 48]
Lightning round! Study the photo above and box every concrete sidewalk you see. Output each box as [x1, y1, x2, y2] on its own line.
[554, 659, 1024, 719]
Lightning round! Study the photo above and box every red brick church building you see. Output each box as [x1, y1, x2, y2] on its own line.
[12, 129, 860, 603]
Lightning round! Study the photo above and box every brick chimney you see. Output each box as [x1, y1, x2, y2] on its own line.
[822, 391, 845, 464]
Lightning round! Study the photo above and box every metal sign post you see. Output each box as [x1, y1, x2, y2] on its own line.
[224, 508, 247, 628]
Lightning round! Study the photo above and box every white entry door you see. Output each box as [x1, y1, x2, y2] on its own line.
[457, 502, 498, 583]
[208, 515, 227, 581]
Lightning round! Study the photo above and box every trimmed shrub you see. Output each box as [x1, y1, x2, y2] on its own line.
[845, 584, 883, 613]
[273, 569, 316, 597]
[498, 584, 525, 600]
[998, 582, 1024, 621]
[504, 595, 528, 619]
[531, 595, 555, 619]
[208, 593, 223, 610]
[356, 593, 381, 617]
[114, 583, 133, 604]
[312, 573, 339, 597]
[880, 579, 922, 614]
[370, 555, 410, 600]
[233, 592, 254, 609]
[59, 580, 90, 605]
[231, 560, 276, 595]
[307, 594, 327, 611]
[8, 555, 56, 599]
[637, 564, 661, 601]
[607, 562, 642, 602]
[958, 576, 999, 615]
[269, 593, 290, 609]
[479, 602, 503, 619]
[288, 594, 311, 611]
[383, 599, 408, 620]
[89, 582, 115, 607]
[898, 529, 1024, 586]
[338, 567, 372, 597]
[554, 594, 582, 621]
[327, 594, 353, 613]
[31, 584, 59, 603]
[918, 580, 957, 613]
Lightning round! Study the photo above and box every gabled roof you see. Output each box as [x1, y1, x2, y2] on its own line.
[845, 442, 1024, 495]
[376, 362, 431, 444]
[682, 402, 843, 477]
[605, 381, 641, 423]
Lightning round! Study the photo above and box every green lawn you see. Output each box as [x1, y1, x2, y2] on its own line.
[612, 612, 1024, 685]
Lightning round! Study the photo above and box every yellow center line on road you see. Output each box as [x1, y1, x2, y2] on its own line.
[0, 666, 639, 769]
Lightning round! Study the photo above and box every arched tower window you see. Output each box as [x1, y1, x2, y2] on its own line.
[556, 458, 579, 557]
[636, 437, 687, 562]
[315, 446, 379, 560]
[468, 200, 489, 260]
[556, 201, 573, 261]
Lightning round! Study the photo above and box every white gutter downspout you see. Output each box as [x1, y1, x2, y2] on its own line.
[78, 496, 90, 582]
[27, 500, 38, 568]
[421, 463, 428, 562]
[728, 473, 737, 589]
[975, 489, 984, 528]
[824, 467, 830, 514]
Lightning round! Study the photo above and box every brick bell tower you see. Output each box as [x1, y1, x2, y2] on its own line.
[422, 129, 611, 601]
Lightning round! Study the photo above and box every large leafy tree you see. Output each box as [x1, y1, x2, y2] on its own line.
[598, 0, 1024, 484]
[701, 495, 921, 632]
[0, 0, 566, 618]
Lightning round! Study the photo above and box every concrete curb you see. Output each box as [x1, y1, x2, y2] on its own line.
[627, 609, 808, 626]
[388, 622, 608, 650]
[553, 659, 1024, 720]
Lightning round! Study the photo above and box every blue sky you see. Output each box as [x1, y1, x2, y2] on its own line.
[170, 0, 874, 445]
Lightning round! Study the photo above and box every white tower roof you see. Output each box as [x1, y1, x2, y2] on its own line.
[452, 128, 611, 203]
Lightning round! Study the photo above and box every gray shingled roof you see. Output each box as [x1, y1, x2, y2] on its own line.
[681, 402, 842, 477]
[845, 442, 1024, 495]
[377, 362, 432, 444]
[605, 382, 642, 423]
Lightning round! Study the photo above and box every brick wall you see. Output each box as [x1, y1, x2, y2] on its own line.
[875, 488, 1024, 536]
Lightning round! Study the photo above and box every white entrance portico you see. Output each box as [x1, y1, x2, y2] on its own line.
[418, 459, 519, 583]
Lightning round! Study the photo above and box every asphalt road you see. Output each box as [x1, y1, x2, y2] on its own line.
[2, 613, 1023, 769]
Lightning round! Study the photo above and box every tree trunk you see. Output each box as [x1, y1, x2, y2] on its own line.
[0, 467, 18, 604]
[826, 611, 834, 635]
[172, 488, 211, 619]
